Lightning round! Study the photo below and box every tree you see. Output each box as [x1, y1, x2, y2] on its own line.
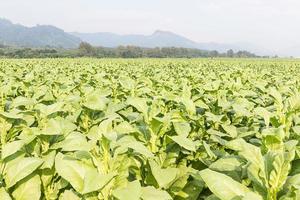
[78, 42, 96, 56]
[226, 49, 234, 57]
[210, 50, 219, 58]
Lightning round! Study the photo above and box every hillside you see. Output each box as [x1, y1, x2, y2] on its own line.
[0, 18, 274, 55]
[0, 18, 81, 48]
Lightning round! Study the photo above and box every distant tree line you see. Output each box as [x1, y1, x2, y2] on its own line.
[77, 42, 261, 58]
[0, 42, 264, 58]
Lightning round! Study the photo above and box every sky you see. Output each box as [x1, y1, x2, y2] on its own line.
[1, 0, 300, 55]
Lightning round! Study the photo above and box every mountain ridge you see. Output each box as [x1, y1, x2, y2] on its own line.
[0, 18, 81, 48]
[0, 18, 277, 56]
[70, 31, 272, 55]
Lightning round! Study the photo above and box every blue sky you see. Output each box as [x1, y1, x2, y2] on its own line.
[1, 0, 300, 52]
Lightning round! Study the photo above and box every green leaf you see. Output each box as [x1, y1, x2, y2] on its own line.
[1, 140, 25, 160]
[141, 186, 172, 200]
[209, 157, 243, 172]
[126, 141, 154, 158]
[203, 141, 217, 159]
[174, 179, 204, 200]
[4, 157, 43, 188]
[254, 107, 271, 127]
[40, 118, 63, 135]
[11, 96, 36, 108]
[170, 135, 196, 152]
[221, 124, 237, 138]
[115, 121, 136, 134]
[205, 195, 220, 200]
[55, 153, 115, 194]
[290, 160, 300, 176]
[41, 150, 56, 169]
[127, 97, 148, 116]
[36, 102, 64, 116]
[284, 174, 300, 190]
[180, 97, 196, 115]
[113, 180, 141, 200]
[119, 77, 135, 90]
[0, 187, 12, 200]
[82, 169, 116, 194]
[269, 87, 283, 104]
[149, 160, 178, 188]
[226, 139, 264, 171]
[12, 174, 41, 200]
[173, 121, 191, 137]
[83, 91, 109, 111]
[51, 132, 91, 152]
[59, 190, 80, 200]
[199, 169, 263, 200]
[55, 153, 88, 193]
[0, 111, 23, 119]
[269, 152, 291, 192]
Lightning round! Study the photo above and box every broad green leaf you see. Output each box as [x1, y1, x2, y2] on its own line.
[173, 121, 191, 137]
[226, 139, 264, 171]
[269, 152, 292, 192]
[59, 190, 80, 200]
[0, 187, 12, 200]
[51, 132, 91, 152]
[149, 160, 178, 188]
[40, 118, 62, 135]
[55, 153, 115, 194]
[126, 141, 154, 157]
[55, 153, 90, 193]
[199, 169, 262, 200]
[203, 141, 217, 159]
[141, 186, 172, 200]
[205, 195, 221, 200]
[11, 96, 36, 108]
[41, 150, 56, 169]
[174, 179, 204, 200]
[4, 157, 43, 188]
[0, 110, 23, 119]
[170, 135, 196, 152]
[115, 121, 136, 134]
[269, 87, 283, 104]
[180, 97, 196, 115]
[83, 91, 109, 111]
[12, 174, 41, 200]
[119, 77, 135, 90]
[36, 102, 64, 116]
[290, 160, 300, 176]
[82, 169, 116, 194]
[127, 97, 148, 116]
[254, 107, 271, 127]
[2, 140, 25, 160]
[284, 174, 300, 190]
[221, 124, 237, 138]
[209, 157, 243, 172]
[112, 180, 141, 200]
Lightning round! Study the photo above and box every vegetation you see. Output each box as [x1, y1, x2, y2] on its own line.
[1, 58, 300, 200]
[0, 43, 261, 58]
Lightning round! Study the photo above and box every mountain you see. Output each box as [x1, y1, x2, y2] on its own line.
[0, 18, 81, 48]
[0, 18, 274, 55]
[71, 30, 271, 55]
[71, 30, 200, 49]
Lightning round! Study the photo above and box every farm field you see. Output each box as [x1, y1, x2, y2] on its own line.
[1, 58, 300, 200]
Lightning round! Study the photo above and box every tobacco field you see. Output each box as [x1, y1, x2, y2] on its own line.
[1, 58, 300, 200]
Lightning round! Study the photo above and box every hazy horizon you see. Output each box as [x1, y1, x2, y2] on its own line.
[1, 0, 300, 56]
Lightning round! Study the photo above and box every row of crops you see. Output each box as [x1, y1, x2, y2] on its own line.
[1, 58, 300, 200]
